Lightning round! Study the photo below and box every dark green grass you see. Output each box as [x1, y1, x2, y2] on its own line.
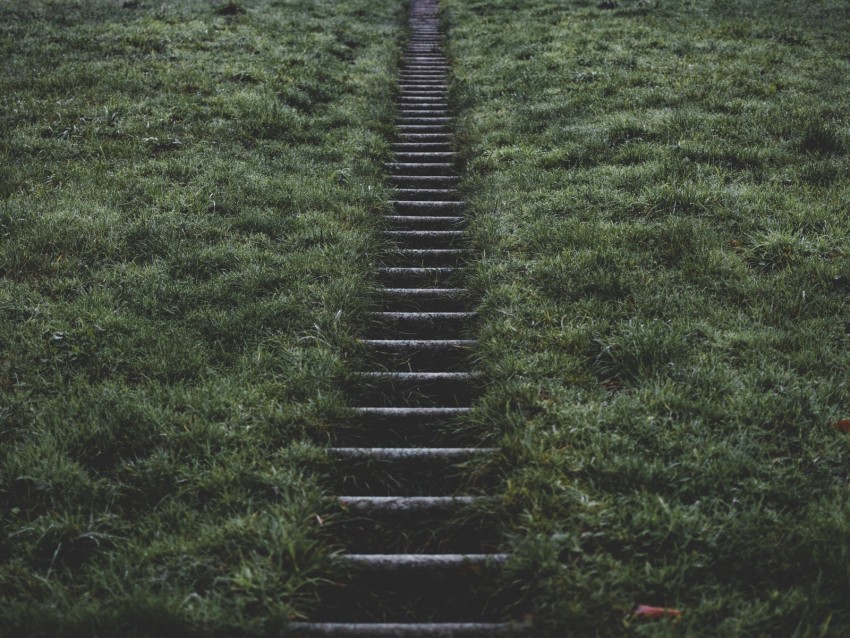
[0, 0, 402, 634]
[445, 0, 850, 635]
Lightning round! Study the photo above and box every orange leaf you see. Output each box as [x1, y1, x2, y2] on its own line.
[832, 419, 850, 433]
[634, 605, 682, 619]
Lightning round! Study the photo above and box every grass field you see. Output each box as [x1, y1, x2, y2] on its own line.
[0, 0, 402, 634]
[4, 0, 850, 635]
[444, 0, 850, 635]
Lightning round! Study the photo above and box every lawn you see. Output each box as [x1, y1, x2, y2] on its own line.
[444, 0, 850, 635]
[0, 0, 402, 634]
[4, 0, 850, 635]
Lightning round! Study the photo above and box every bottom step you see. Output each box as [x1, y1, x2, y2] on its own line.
[308, 554, 513, 623]
[286, 622, 527, 637]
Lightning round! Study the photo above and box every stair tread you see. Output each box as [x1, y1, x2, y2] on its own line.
[380, 287, 466, 292]
[286, 622, 524, 636]
[354, 368, 476, 372]
[360, 339, 476, 345]
[338, 495, 490, 505]
[352, 407, 471, 414]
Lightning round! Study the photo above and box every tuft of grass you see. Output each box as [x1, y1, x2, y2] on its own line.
[0, 0, 403, 634]
[446, 0, 850, 634]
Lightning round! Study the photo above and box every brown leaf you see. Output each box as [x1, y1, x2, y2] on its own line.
[634, 605, 682, 620]
[832, 419, 850, 433]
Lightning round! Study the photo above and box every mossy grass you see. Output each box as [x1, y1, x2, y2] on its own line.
[1, 0, 403, 634]
[446, 0, 850, 634]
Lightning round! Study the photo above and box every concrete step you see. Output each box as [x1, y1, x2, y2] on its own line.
[391, 187, 457, 198]
[396, 117, 453, 126]
[376, 265, 462, 285]
[395, 133, 453, 142]
[380, 248, 469, 267]
[392, 144, 453, 152]
[385, 162, 454, 175]
[364, 312, 477, 339]
[390, 200, 464, 214]
[358, 338, 476, 371]
[308, 556, 511, 622]
[286, 623, 524, 637]
[384, 217, 465, 232]
[329, 448, 496, 498]
[393, 151, 455, 161]
[383, 230, 465, 250]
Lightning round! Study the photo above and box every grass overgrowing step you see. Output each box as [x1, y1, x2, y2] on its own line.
[0, 0, 405, 633]
[444, 0, 850, 635]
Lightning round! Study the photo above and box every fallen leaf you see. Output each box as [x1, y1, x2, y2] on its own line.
[634, 605, 682, 619]
[832, 419, 850, 433]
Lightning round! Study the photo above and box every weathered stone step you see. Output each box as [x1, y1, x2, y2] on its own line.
[350, 408, 473, 431]
[404, 62, 449, 68]
[331, 414, 486, 449]
[398, 88, 446, 94]
[349, 365, 478, 406]
[398, 75, 447, 82]
[390, 173, 457, 185]
[391, 186, 457, 196]
[384, 220, 465, 236]
[383, 230, 465, 250]
[358, 338, 476, 371]
[329, 447, 492, 460]
[396, 110, 450, 119]
[377, 264, 460, 287]
[398, 95, 449, 103]
[395, 133, 452, 142]
[364, 312, 476, 339]
[385, 162, 453, 175]
[398, 94, 447, 102]
[397, 109, 450, 117]
[338, 495, 489, 511]
[399, 69, 447, 75]
[377, 265, 461, 284]
[307, 554, 511, 623]
[329, 502, 502, 554]
[396, 98, 449, 105]
[397, 108, 450, 115]
[396, 117, 453, 126]
[390, 200, 463, 214]
[393, 151, 455, 161]
[396, 108, 451, 115]
[389, 173, 460, 186]
[403, 66, 449, 73]
[397, 84, 448, 91]
[392, 144, 453, 153]
[286, 623, 524, 637]
[328, 448, 496, 497]
[381, 248, 469, 267]
[396, 125, 451, 133]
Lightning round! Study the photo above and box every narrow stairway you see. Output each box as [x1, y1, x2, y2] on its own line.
[290, 1, 520, 636]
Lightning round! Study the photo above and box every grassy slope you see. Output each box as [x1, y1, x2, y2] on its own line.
[445, 0, 850, 635]
[0, 0, 401, 634]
